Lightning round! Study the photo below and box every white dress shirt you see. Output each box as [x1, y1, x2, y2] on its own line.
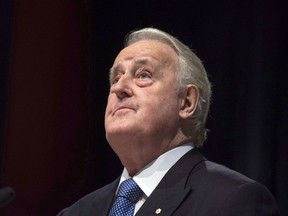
[117, 143, 193, 215]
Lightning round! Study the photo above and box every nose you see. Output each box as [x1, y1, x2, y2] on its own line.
[110, 73, 132, 99]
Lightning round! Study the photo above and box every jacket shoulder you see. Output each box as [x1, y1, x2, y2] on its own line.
[182, 160, 280, 215]
[57, 179, 119, 216]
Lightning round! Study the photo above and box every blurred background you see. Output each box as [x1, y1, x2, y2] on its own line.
[0, 0, 287, 215]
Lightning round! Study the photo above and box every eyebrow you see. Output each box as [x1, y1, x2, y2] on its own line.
[134, 57, 150, 66]
[109, 57, 154, 83]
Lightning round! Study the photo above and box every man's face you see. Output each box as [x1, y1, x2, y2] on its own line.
[105, 40, 182, 152]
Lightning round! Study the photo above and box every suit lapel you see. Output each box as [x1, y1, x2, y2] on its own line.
[135, 178, 192, 216]
[136, 148, 206, 216]
[82, 178, 119, 216]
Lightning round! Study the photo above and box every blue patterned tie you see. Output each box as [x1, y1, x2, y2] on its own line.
[109, 178, 143, 216]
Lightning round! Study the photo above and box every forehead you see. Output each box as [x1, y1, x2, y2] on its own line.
[113, 40, 179, 66]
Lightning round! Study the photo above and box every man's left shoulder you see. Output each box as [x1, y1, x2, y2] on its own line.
[204, 160, 255, 184]
[181, 159, 281, 215]
[194, 160, 267, 190]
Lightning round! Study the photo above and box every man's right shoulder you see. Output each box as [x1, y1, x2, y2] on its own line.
[56, 178, 119, 216]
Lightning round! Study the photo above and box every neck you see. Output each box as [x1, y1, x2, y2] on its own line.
[108, 130, 192, 176]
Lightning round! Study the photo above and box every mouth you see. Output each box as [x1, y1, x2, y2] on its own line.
[112, 106, 135, 115]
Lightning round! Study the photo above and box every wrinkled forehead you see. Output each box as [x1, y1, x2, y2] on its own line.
[113, 40, 180, 68]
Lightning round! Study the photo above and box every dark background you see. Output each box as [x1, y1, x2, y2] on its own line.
[0, 0, 287, 215]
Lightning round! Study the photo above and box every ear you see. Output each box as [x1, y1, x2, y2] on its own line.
[179, 84, 199, 119]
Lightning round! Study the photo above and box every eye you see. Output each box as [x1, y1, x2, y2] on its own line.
[111, 74, 121, 85]
[135, 70, 153, 87]
[137, 71, 151, 80]
[112, 77, 119, 84]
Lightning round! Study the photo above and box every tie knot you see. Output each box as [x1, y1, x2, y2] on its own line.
[117, 178, 142, 203]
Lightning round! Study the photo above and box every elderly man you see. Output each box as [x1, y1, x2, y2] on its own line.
[58, 28, 279, 216]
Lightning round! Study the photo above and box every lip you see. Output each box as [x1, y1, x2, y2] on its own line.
[112, 105, 135, 115]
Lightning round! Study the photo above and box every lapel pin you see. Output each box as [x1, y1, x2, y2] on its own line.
[155, 208, 162, 214]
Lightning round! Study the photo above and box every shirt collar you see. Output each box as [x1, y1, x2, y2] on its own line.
[120, 143, 193, 197]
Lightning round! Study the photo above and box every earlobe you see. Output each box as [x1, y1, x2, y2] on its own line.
[179, 84, 199, 119]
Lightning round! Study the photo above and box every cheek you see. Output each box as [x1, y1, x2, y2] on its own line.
[104, 98, 115, 125]
[105, 95, 114, 114]
[143, 94, 180, 118]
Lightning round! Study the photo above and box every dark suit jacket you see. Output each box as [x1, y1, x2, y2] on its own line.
[57, 148, 280, 216]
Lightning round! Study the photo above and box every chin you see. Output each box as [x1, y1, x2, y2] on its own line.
[106, 125, 138, 138]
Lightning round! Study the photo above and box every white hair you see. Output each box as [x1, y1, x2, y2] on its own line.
[124, 28, 212, 146]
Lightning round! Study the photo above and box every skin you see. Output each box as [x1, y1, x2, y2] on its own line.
[105, 40, 199, 176]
